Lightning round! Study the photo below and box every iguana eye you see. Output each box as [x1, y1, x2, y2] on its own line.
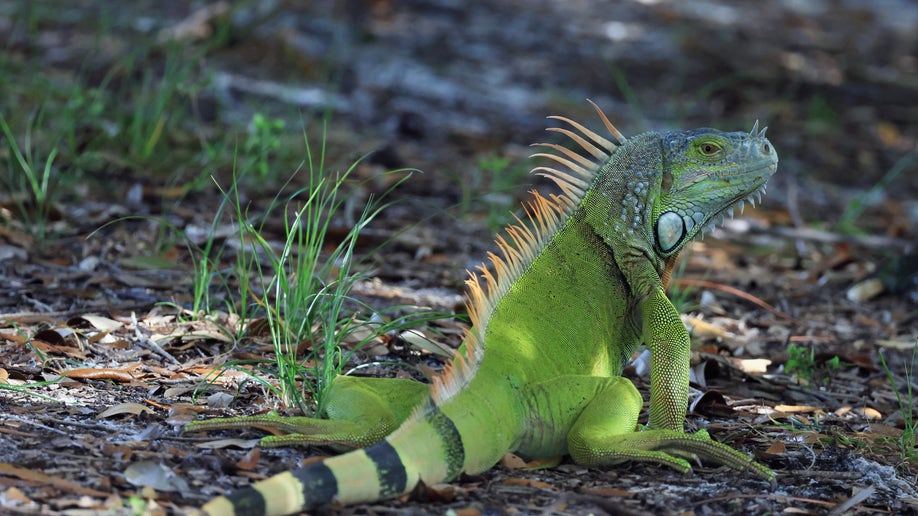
[699, 142, 721, 156]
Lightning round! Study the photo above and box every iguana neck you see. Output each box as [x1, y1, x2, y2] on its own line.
[582, 131, 669, 295]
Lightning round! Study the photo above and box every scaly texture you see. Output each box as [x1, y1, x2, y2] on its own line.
[185, 101, 779, 516]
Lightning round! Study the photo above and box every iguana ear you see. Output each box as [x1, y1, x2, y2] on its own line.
[655, 211, 685, 253]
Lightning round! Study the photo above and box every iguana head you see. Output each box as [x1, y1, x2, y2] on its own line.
[652, 123, 778, 257]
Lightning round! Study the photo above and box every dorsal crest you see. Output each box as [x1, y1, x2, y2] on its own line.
[430, 101, 626, 403]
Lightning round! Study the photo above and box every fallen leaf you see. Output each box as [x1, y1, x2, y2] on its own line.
[774, 404, 821, 413]
[0, 462, 109, 497]
[1, 486, 31, 505]
[65, 367, 138, 382]
[876, 338, 918, 350]
[500, 452, 528, 469]
[690, 390, 735, 418]
[400, 329, 454, 357]
[502, 478, 555, 490]
[68, 314, 123, 332]
[98, 402, 154, 419]
[194, 438, 261, 449]
[124, 460, 190, 493]
[763, 440, 787, 456]
[423, 483, 459, 502]
[235, 447, 261, 471]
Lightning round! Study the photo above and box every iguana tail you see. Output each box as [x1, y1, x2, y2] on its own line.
[200, 387, 516, 516]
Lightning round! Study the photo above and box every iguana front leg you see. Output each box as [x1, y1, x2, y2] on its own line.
[640, 286, 692, 432]
[184, 376, 430, 451]
[566, 376, 773, 480]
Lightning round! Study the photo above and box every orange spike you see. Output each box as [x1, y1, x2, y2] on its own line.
[429, 102, 627, 405]
[586, 99, 625, 144]
[532, 142, 596, 169]
[546, 126, 609, 160]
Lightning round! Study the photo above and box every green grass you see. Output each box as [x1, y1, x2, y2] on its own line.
[879, 343, 917, 463]
[0, 111, 61, 245]
[1, 13, 447, 417]
[186, 122, 443, 415]
[837, 150, 918, 235]
[784, 343, 846, 386]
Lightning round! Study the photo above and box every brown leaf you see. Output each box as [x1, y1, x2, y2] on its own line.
[499, 452, 528, 469]
[763, 440, 787, 456]
[235, 447, 262, 471]
[423, 483, 459, 502]
[0, 462, 110, 497]
[689, 390, 735, 418]
[502, 478, 555, 490]
[64, 367, 138, 382]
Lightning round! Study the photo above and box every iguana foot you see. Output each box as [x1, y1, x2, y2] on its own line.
[183, 412, 391, 450]
[563, 376, 774, 482]
[183, 375, 430, 451]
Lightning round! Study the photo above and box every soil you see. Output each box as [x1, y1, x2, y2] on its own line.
[1, 1, 916, 515]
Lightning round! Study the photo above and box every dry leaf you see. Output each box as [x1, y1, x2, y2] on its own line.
[685, 316, 729, 340]
[2, 485, 32, 507]
[69, 314, 123, 332]
[763, 440, 787, 455]
[502, 478, 555, 490]
[730, 357, 772, 374]
[400, 329, 454, 357]
[124, 461, 190, 492]
[194, 438, 261, 449]
[774, 404, 821, 413]
[98, 402, 154, 419]
[499, 452, 528, 469]
[65, 367, 137, 382]
[235, 447, 262, 471]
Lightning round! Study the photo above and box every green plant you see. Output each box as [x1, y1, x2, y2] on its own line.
[879, 343, 917, 461]
[453, 151, 529, 232]
[0, 111, 60, 244]
[838, 151, 917, 235]
[785, 343, 848, 386]
[785, 343, 816, 382]
[0, 378, 63, 402]
[243, 113, 287, 179]
[805, 95, 838, 135]
[227, 124, 415, 414]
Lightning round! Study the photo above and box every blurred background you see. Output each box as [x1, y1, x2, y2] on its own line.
[1, 0, 915, 227]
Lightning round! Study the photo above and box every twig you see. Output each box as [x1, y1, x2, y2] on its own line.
[827, 484, 875, 516]
[674, 278, 790, 319]
[766, 225, 911, 250]
[131, 312, 179, 364]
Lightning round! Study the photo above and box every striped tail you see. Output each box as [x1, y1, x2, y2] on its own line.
[201, 395, 510, 516]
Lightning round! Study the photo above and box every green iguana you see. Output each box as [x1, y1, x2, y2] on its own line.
[185, 101, 778, 515]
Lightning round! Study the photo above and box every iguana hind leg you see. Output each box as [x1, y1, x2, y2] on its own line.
[184, 375, 430, 451]
[566, 376, 774, 481]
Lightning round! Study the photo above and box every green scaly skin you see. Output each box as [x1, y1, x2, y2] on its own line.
[184, 104, 778, 516]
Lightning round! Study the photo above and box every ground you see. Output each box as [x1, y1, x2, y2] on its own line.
[1, 1, 917, 515]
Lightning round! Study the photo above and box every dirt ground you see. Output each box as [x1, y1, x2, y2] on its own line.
[1, 1, 917, 515]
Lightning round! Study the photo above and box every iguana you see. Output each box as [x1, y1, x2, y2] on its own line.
[185, 101, 778, 515]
